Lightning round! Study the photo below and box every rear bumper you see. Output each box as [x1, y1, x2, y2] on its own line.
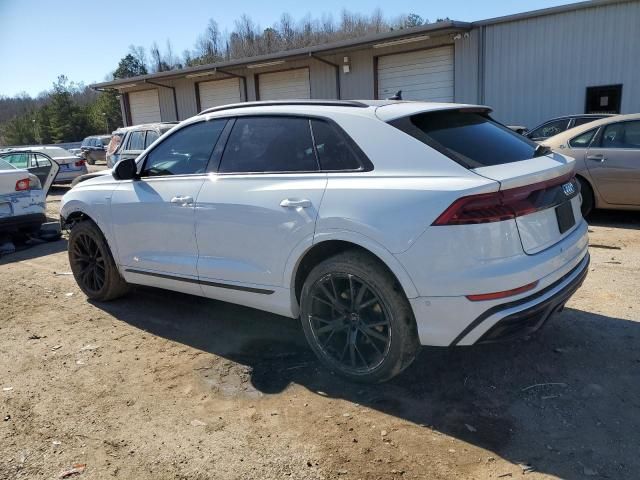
[55, 167, 87, 183]
[409, 243, 590, 347]
[0, 213, 46, 232]
[473, 253, 589, 343]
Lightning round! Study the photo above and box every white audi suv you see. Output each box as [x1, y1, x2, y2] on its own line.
[60, 100, 589, 383]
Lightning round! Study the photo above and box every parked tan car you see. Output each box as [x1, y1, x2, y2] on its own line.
[542, 113, 640, 216]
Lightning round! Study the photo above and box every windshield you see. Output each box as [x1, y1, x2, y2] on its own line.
[390, 110, 539, 168]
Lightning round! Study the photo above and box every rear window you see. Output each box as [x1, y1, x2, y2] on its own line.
[390, 110, 538, 168]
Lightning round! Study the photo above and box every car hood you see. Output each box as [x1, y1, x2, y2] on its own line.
[72, 169, 114, 187]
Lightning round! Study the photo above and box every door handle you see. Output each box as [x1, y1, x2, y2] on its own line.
[280, 198, 312, 208]
[170, 195, 194, 206]
[586, 154, 606, 163]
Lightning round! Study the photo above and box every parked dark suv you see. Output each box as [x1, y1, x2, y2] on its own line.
[525, 114, 613, 141]
[80, 135, 111, 164]
[107, 122, 178, 168]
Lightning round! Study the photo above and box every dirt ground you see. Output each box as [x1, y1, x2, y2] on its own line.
[1, 174, 639, 479]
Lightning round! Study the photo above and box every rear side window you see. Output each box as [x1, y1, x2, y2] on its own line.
[390, 110, 538, 168]
[145, 130, 160, 148]
[573, 117, 602, 127]
[527, 119, 570, 139]
[128, 131, 145, 151]
[219, 117, 318, 173]
[310, 120, 362, 171]
[3, 153, 30, 168]
[142, 119, 226, 177]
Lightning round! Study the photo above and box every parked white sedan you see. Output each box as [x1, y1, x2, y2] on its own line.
[0, 157, 58, 235]
[60, 100, 589, 383]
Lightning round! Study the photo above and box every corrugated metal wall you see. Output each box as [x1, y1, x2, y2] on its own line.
[480, 0, 640, 128]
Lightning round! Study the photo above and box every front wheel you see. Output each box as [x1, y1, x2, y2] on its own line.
[68, 220, 129, 301]
[300, 250, 419, 383]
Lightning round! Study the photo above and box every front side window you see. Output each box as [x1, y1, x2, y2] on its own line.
[310, 120, 362, 171]
[144, 130, 160, 148]
[390, 110, 538, 168]
[142, 119, 226, 177]
[528, 119, 570, 140]
[569, 128, 598, 148]
[219, 117, 317, 173]
[599, 121, 640, 149]
[128, 131, 145, 151]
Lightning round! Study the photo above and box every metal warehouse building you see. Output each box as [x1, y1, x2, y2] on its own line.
[93, 0, 640, 130]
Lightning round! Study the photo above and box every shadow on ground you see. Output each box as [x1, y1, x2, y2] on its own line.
[0, 237, 67, 264]
[588, 208, 640, 229]
[96, 285, 640, 480]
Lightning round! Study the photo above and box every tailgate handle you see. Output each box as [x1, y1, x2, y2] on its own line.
[586, 154, 605, 163]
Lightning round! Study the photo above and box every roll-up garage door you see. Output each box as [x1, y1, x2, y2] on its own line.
[199, 78, 242, 110]
[258, 68, 310, 100]
[377, 46, 454, 102]
[129, 89, 161, 125]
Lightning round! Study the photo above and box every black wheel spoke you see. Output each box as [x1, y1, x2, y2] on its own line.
[72, 233, 105, 293]
[360, 326, 388, 343]
[308, 272, 391, 375]
[357, 297, 379, 311]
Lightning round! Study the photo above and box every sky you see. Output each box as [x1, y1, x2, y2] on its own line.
[0, 0, 574, 98]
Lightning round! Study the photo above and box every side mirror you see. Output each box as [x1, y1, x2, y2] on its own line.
[112, 157, 138, 180]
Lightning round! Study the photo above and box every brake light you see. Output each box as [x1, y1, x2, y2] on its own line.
[75, 159, 86, 167]
[466, 281, 538, 301]
[15, 178, 30, 191]
[433, 173, 574, 226]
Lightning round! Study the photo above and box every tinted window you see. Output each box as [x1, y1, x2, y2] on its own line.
[4, 153, 29, 168]
[219, 117, 317, 173]
[311, 120, 362, 171]
[100, 137, 110, 146]
[600, 121, 640, 149]
[144, 130, 160, 148]
[391, 111, 537, 168]
[573, 117, 602, 127]
[569, 128, 597, 148]
[142, 119, 226, 177]
[128, 131, 145, 151]
[34, 153, 52, 168]
[528, 119, 570, 139]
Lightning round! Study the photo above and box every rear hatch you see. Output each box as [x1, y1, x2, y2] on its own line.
[474, 155, 581, 254]
[387, 107, 581, 254]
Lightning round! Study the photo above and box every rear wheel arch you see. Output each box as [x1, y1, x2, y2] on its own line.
[576, 173, 596, 215]
[292, 238, 418, 306]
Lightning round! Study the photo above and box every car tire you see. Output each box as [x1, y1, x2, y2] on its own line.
[300, 250, 419, 383]
[68, 220, 129, 301]
[578, 177, 594, 218]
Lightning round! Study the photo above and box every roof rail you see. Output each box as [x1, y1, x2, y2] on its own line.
[198, 100, 370, 116]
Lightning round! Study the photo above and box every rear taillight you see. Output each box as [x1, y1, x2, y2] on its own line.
[15, 178, 30, 191]
[75, 159, 86, 167]
[433, 173, 575, 226]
